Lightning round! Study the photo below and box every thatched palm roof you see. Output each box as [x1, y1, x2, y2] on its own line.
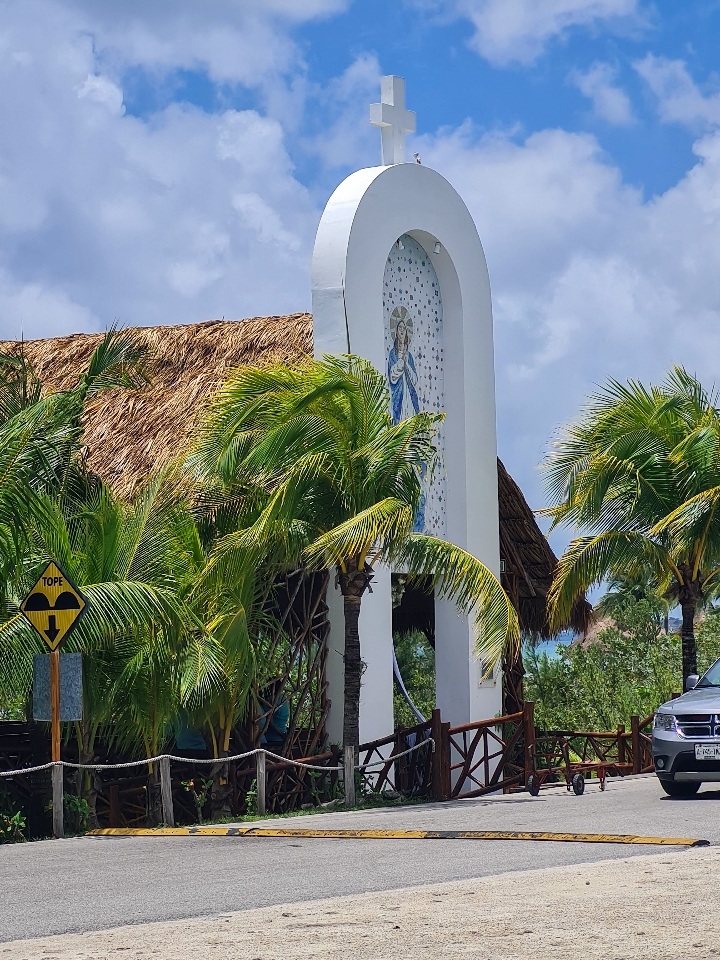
[4, 315, 312, 497]
[2, 314, 585, 636]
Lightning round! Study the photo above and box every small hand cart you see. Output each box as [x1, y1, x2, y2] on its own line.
[526, 736, 615, 796]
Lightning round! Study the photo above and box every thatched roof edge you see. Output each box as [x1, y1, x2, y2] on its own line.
[498, 458, 590, 638]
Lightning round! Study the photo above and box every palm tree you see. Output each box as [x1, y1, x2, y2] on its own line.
[544, 367, 720, 683]
[190, 355, 518, 753]
[0, 332, 225, 822]
[595, 569, 672, 632]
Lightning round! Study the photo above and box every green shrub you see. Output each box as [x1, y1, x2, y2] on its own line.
[0, 784, 26, 843]
[393, 631, 435, 727]
[697, 613, 720, 674]
[0, 810, 26, 843]
[63, 793, 90, 834]
[525, 598, 681, 731]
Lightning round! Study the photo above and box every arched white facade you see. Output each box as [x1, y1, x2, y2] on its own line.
[312, 162, 501, 740]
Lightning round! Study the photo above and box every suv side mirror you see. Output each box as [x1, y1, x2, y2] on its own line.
[686, 674, 700, 691]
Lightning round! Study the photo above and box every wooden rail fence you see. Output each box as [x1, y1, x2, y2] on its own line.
[0, 706, 655, 834]
[427, 704, 654, 800]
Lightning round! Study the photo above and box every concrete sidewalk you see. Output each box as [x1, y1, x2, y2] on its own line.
[8, 844, 720, 959]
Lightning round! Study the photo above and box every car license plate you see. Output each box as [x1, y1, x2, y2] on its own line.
[695, 744, 720, 760]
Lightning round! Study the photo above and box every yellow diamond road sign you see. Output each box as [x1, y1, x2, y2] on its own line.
[20, 562, 87, 651]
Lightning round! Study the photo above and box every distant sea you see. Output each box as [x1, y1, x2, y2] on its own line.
[530, 617, 683, 660]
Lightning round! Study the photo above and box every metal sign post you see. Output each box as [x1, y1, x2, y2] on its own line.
[50, 649, 62, 839]
[20, 561, 87, 839]
[50, 648, 61, 761]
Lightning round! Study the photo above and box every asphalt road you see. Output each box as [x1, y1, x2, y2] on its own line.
[2, 774, 718, 943]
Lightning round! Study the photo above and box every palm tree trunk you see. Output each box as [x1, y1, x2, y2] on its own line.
[338, 560, 374, 752]
[680, 599, 698, 683]
[343, 594, 362, 750]
[146, 765, 162, 827]
[677, 564, 702, 684]
[211, 751, 232, 818]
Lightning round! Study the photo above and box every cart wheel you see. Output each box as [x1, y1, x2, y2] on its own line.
[572, 773, 585, 796]
[527, 774, 540, 797]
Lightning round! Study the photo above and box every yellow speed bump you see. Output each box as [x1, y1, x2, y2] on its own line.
[88, 827, 709, 846]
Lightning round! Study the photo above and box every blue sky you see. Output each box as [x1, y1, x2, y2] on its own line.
[3, 0, 720, 548]
[118, 0, 716, 197]
[297, 0, 701, 194]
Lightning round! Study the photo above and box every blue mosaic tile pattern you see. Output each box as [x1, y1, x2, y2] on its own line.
[383, 233, 446, 539]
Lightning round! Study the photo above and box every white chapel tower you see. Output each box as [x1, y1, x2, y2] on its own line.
[312, 77, 502, 741]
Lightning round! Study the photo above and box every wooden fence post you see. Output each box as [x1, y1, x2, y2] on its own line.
[617, 724, 626, 767]
[395, 726, 406, 794]
[52, 762, 63, 839]
[344, 747, 356, 808]
[431, 709, 444, 801]
[441, 722, 451, 800]
[160, 756, 174, 827]
[523, 701, 535, 788]
[256, 750, 266, 816]
[631, 715, 641, 775]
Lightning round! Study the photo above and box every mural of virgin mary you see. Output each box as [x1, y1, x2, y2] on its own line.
[387, 306, 426, 531]
[388, 306, 420, 424]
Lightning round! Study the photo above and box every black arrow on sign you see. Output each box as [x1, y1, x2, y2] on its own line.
[44, 615, 60, 644]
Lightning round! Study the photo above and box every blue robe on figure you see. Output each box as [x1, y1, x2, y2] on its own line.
[388, 346, 426, 532]
[388, 346, 420, 424]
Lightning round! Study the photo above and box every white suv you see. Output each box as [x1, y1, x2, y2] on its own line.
[652, 658, 720, 797]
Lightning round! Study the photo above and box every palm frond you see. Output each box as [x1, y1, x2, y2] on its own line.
[304, 499, 415, 569]
[547, 531, 669, 630]
[80, 326, 150, 398]
[389, 534, 519, 666]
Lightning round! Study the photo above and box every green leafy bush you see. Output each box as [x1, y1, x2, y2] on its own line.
[393, 631, 435, 727]
[525, 599, 681, 730]
[526, 599, 720, 732]
[0, 810, 26, 843]
[63, 793, 90, 834]
[696, 613, 720, 674]
[0, 785, 26, 843]
[182, 777, 213, 824]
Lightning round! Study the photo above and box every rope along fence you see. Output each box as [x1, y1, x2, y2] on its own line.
[0, 740, 434, 838]
[0, 703, 655, 840]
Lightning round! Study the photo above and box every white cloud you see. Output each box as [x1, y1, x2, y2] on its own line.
[0, 0, 322, 339]
[0, 270, 97, 340]
[635, 55, 720, 129]
[415, 122, 720, 510]
[232, 192, 302, 250]
[77, 74, 125, 115]
[569, 62, 634, 124]
[434, 0, 642, 66]
[63, 0, 349, 85]
[6, 0, 720, 539]
[302, 54, 381, 169]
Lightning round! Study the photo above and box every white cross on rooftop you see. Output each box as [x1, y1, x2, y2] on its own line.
[370, 76, 416, 166]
